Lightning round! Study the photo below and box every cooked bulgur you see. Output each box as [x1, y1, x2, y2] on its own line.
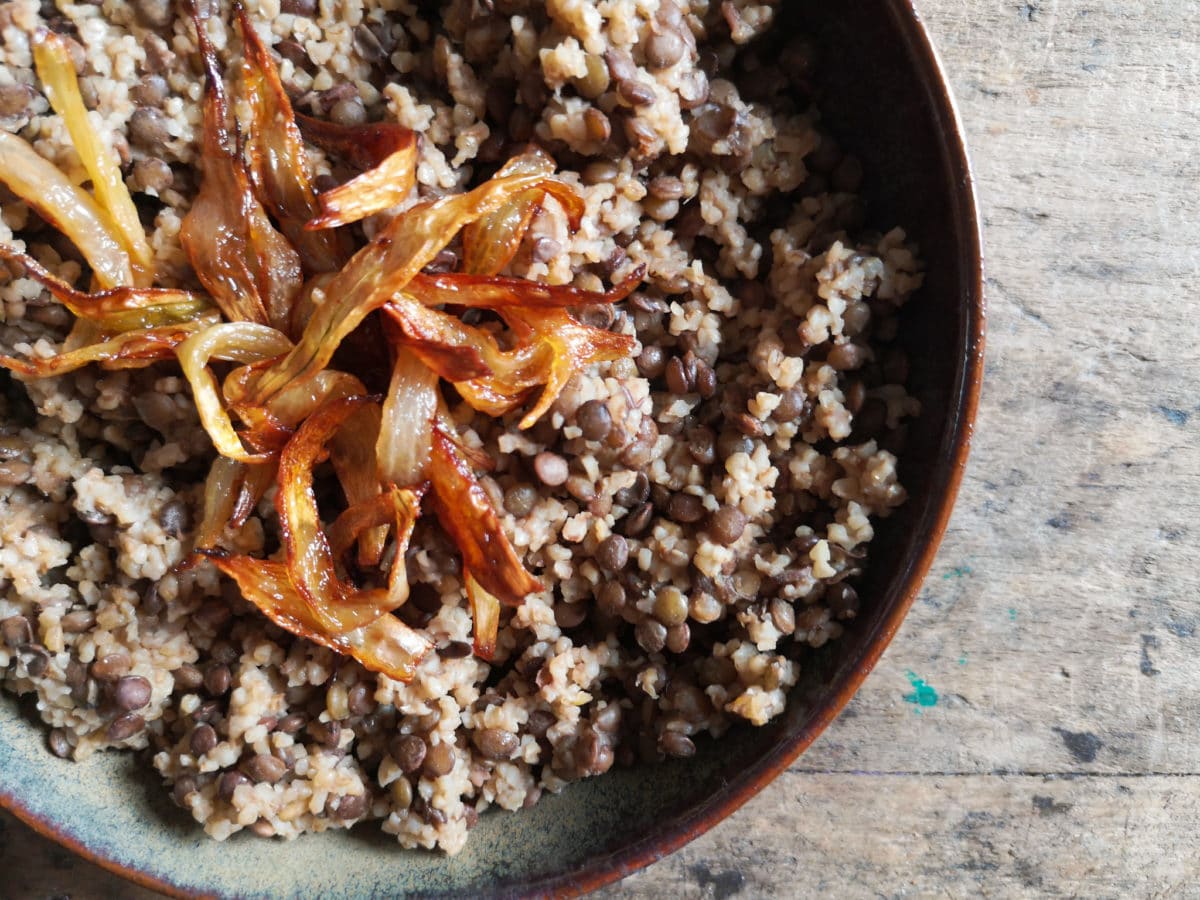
[0, 0, 922, 854]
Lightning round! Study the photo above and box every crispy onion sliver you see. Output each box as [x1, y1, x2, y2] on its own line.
[175, 322, 294, 463]
[206, 552, 431, 682]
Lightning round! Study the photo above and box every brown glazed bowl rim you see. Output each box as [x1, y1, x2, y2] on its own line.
[0, 1, 984, 896]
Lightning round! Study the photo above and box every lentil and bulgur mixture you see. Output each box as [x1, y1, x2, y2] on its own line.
[0, 0, 922, 854]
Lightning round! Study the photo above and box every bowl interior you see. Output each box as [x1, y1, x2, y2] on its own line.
[0, 1, 982, 896]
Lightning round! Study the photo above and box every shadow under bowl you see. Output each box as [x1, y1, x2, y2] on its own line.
[0, 0, 984, 895]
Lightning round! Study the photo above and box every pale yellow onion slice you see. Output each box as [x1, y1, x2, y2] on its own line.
[175, 322, 293, 463]
[0, 132, 131, 288]
[33, 30, 154, 285]
[376, 345, 438, 487]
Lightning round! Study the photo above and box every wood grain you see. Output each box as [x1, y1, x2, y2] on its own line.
[6, 0, 1199, 896]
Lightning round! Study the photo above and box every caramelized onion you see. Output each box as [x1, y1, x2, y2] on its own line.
[297, 114, 419, 230]
[205, 552, 431, 682]
[465, 575, 501, 661]
[276, 396, 406, 633]
[376, 345, 438, 487]
[0, 322, 203, 377]
[0, 132, 131, 289]
[237, 9, 348, 276]
[0, 247, 211, 332]
[461, 148, 584, 276]
[0, 8, 645, 675]
[428, 426, 541, 607]
[249, 170, 577, 403]
[330, 402, 387, 565]
[406, 267, 643, 310]
[180, 13, 301, 331]
[33, 30, 154, 285]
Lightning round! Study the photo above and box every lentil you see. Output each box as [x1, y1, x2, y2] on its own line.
[218, 771, 250, 803]
[596, 534, 629, 573]
[190, 723, 219, 756]
[92, 652, 131, 682]
[422, 742, 455, 778]
[114, 676, 152, 711]
[245, 754, 288, 784]
[106, 713, 145, 742]
[533, 451, 569, 487]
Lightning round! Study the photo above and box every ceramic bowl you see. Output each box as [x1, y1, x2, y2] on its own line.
[0, 0, 984, 895]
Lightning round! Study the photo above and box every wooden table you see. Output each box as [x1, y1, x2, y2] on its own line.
[6, 0, 1198, 895]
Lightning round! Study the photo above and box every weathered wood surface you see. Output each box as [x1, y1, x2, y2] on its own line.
[6, 0, 1200, 896]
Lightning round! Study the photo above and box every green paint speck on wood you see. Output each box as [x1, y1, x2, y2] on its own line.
[1008, 608, 1018, 621]
[943, 564, 973, 580]
[903, 671, 938, 707]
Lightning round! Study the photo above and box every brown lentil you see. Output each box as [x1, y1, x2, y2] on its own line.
[92, 652, 131, 682]
[389, 777, 413, 809]
[597, 581, 627, 616]
[653, 587, 689, 627]
[203, 664, 232, 696]
[473, 727, 520, 761]
[596, 534, 629, 573]
[659, 731, 696, 758]
[172, 774, 197, 806]
[636, 344, 667, 378]
[245, 753, 288, 784]
[554, 600, 588, 629]
[583, 107, 611, 142]
[218, 770, 249, 803]
[172, 664, 204, 692]
[114, 675, 152, 711]
[827, 583, 861, 620]
[128, 107, 171, 151]
[130, 74, 169, 106]
[347, 682, 375, 717]
[622, 501, 654, 538]
[504, 484, 537, 517]
[644, 30, 686, 70]
[106, 713, 145, 742]
[667, 492, 705, 524]
[709, 505, 748, 545]
[422, 742, 455, 778]
[391, 734, 427, 773]
[635, 619, 668, 654]
[48, 728, 72, 759]
[190, 723, 219, 756]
